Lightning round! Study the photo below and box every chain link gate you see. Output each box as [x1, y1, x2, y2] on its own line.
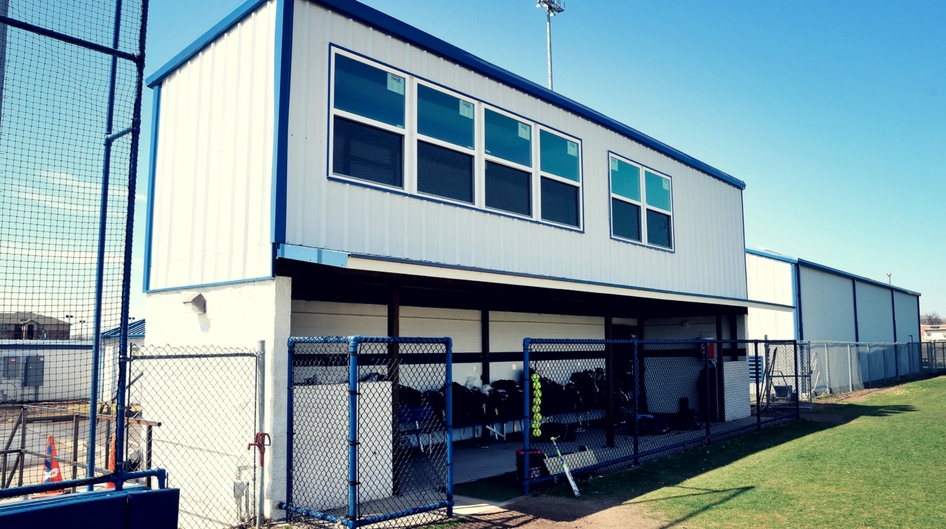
[125, 344, 261, 529]
[283, 336, 453, 528]
[759, 341, 808, 411]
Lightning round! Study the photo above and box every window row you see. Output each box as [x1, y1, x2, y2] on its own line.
[329, 51, 674, 249]
[330, 51, 582, 228]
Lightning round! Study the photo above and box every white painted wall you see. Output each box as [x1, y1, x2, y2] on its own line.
[148, 0, 277, 290]
[746, 254, 794, 305]
[284, 0, 748, 301]
[144, 277, 292, 520]
[0, 345, 95, 402]
[855, 281, 894, 343]
[490, 311, 603, 382]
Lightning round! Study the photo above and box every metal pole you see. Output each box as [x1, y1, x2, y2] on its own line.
[703, 342, 711, 443]
[257, 340, 266, 529]
[847, 344, 853, 393]
[445, 338, 454, 518]
[522, 339, 531, 494]
[348, 338, 359, 521]
[632, 340, 639, 464]
[285, 340, 294, 522]
[88, 0, 124, 487]
[755, 342, 761, 430]
[823, 343, 831, 394]
[546, 9, 553, 90]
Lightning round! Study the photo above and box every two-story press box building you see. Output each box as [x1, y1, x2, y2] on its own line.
[142, 0, 791, 512]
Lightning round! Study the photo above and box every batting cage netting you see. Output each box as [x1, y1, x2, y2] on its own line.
[0, 0, 148, 494]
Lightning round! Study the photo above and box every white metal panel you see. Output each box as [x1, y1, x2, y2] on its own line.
[290, 300, 387, 336]
[284, 1, 748, 301]
[746, 253, 794, 305]
[149, 1, 276, 290]
[894, 291, 920, 342]
[643, 316, 715, 340]
[799, 265, 856, 342]
[855, 281, 894, 342]
[399, 306, 480, 353]
[747, 307, 795, 340]
[489, 312, 604, 352]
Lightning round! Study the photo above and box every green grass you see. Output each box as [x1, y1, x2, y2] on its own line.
[541, 377, 946, 528]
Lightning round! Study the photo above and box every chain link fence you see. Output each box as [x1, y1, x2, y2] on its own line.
[806, 341, 925, 396]
[923, 342, 946, 373]
[283, 336, 453, 529]
[126, 344, 261, 529]
[519, 339, 801, 493]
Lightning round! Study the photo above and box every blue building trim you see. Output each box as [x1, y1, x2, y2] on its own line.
[852, 279, 860, 342]
[146, 276, 275, 294]
[276, 244, 349, 267]
[890, 289, 898, 343]
[791, 263, 800, 340]
[146, 0, 271, 87]
[272, 0, 294, 257]
[143, 85, 161, 293]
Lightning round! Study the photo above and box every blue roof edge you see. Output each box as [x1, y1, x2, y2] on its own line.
[146, 0, 746, 190]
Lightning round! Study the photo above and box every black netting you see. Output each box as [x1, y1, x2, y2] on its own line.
[288, 337, 451, 528]
[0, 0, 146, 498]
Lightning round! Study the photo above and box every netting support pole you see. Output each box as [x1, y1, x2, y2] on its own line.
[604, 319, 615, 448]
[702, 342, 711, 444]
[521, 339, 531, 495]
[348, 338, 360, 521]
[445, 338, 454, 517]
[632, 341, 639, 465]
[88, 0, 125, 488]
[793, 341, 801, 419]
[257, 340, 266, 529]
[285, 339, 295, 522]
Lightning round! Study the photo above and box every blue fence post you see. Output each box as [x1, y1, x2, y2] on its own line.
[703, 341, 711, 443]
[445, 337, 454, 517]
[522, 338, 531, 495]
[794, 340, 801, 419]
[285, 338, 295, 522]
[348, 337, 360, 523]
[632, 340, 639, 464]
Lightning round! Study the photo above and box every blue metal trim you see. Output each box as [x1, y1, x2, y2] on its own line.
[311, 0, 745, 190]
[325, 175, 585, 234]
[146, 0, 270, 87]
[346, 253, 794, 310]
[279, 503, 348, 526]
[145, 276, 274, 293]
[276, 244, 348, 267]
[356, 502, 451, 526]
[271, 0, 294, 249]
[143, 85, 160, 293]
[791, 263, 800, 340]
[745, 248, 798, 264]
[797, 259, 921, 296]
[0, 343, 93, 351]
[890, 289, 898, 343]
[852, 279, 860, 342]
[795, 262, 804, 341]
[0, 14, 139, 64]
[0, 469, 168, 500]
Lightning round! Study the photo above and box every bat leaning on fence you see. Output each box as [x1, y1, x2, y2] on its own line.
[550, 436, 580, 497]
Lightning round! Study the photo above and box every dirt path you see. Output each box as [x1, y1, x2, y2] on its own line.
[453, 495, 666, 529]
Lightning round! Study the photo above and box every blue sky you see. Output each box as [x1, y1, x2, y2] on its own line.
[134, 0, 946, 318]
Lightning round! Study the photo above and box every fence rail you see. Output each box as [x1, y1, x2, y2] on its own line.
[805, 341, 928, 396]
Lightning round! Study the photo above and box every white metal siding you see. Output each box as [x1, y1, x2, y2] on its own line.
[894, 292, 920, 342]
[747, 307, 795, 340]
[642, 316, 716, 340]
[855, 281, 894, 342]
[799, 266, 856, 342]
[291, 301, 387, 336]
[284, 1, 747, 300]
[149, 1, 276, 290]
[746, 254, 794, 305]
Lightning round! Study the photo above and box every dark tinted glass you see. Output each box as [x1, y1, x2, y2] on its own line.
[612, 199, 641, 241]
[646, 209, 673, 248]
[417, 141, 474, 203]
[540, 130, 580, 182]
[332, 116, 403, 187]
[417, 85, 475, 149]
[485, 161, 531, 216]
[485, 109, 531, 167]
[541, 177, 579, 227]
[333, 54, 405, 127]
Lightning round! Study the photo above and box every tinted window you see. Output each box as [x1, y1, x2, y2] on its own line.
[611, 157, 640, 202]
[541, 177, 579, 227]
[646, 209, 672, 248]
[485, 161, 531, 216]
[417, 85, 475, 149]
[540, 130, 579, 182]
[333, 116, 403, 187]
[645, 171, 672, 212]
[612, 198, 641, 241]
[333, 54, 405, 128]
[485, 109, 531, 167]
[417, 141, 474, 203]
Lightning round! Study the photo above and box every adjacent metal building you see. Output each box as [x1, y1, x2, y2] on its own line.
[746, 249, 921, 343]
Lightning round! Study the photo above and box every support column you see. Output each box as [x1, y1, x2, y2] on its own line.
[388, 286, 401, 495]
[605, 316, 615, 447]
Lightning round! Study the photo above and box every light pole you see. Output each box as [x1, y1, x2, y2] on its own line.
[79, 320, 86, 340]
[536, 0, 565, 90]
[65, 314, 74, 340]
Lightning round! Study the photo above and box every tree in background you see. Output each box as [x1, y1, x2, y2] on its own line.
[921, 312, 943, 325]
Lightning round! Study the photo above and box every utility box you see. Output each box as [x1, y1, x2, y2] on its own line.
[23, 356, 44, 387]
[2, 356, 24, 378]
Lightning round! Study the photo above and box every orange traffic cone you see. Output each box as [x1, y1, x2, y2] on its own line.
[105, 434, 116, 489]
[36, 434, 65, 496]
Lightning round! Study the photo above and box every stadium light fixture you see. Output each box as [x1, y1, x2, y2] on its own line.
[536, 0, 565, 90]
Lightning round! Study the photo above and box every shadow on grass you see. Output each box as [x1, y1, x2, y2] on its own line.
[451, 401, 915, 527]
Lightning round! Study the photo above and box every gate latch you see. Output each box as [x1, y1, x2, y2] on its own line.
[247, 432, 271, 468]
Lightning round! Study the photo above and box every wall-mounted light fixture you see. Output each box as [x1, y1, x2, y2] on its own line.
[183, 293, 206, 314]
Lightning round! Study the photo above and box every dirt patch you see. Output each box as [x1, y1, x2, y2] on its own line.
[457, 495, 665, 529]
